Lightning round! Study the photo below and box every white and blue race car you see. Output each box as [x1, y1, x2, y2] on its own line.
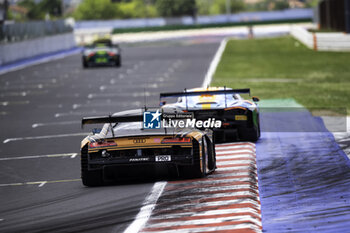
[160, 87, 260, 142]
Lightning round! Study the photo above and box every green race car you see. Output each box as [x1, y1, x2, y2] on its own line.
[82, 39, 121, 68]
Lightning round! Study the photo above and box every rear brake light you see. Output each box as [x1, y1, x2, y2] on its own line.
[89, 141, 117, 148]
[108, 52, 116, 56]
[87, 53, 95, 58]
[161, 137, 191, 144]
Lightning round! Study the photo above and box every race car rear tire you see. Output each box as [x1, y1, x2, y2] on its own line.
[81, 145, 103, 186]
[82, 60, 88, 68]
[116, 56, 121, 67]
[82, 170, 103, 187]
[239, 127, 259, 142]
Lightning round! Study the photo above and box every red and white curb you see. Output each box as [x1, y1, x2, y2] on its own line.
[124, 142, 261, 233]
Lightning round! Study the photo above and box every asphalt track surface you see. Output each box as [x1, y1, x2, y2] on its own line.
[0, 39, 221, 233]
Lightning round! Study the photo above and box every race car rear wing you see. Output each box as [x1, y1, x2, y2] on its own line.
[159, 88, 251, 109]
[82, 115, 143, 126]
[159, 88, 250, 99]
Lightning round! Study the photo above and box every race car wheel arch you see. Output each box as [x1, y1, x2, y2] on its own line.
[179, 138, 205, 178]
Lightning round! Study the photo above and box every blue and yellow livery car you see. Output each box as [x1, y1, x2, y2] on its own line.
[80, 109, 216, 186]
[160, 87, 261, 142]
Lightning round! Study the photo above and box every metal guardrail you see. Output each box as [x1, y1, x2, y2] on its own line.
[0, 20, 73, 44]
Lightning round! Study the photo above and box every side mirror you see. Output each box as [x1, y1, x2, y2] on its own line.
[92, 128, 102, 135]
[252, 96, 260, 102]
[159, 101, 167, 106]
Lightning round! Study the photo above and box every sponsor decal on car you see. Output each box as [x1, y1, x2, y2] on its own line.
[129, 158, 150, 162]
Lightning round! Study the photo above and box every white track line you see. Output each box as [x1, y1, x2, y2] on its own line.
[0, 153, 78, 161]
[32, 121, 80, 128]
[38, 181, 47, 187]
[0, 179, 81, 187]
[122, 181, 167, 233]
[3, 133, 88, 143]
[202, 38, 228, 88]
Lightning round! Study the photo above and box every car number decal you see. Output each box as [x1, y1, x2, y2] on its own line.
[155, 155, 171, 162]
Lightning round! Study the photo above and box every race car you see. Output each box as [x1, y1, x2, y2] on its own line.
[160, 87, 260, 142]
[82, 39, 121, 68]
[80, 109, 216, 186]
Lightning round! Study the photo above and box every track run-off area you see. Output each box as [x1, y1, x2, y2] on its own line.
[0, 33, 350, 233]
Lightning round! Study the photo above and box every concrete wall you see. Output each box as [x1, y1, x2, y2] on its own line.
[0, 32, 76, 65]
[291, 26, 350, 51]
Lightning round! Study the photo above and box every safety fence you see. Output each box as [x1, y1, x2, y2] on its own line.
[0, 20, 73, 44]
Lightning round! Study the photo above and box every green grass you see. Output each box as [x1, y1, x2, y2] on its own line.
[212, 36, 350, 114]
[112, 19, 310, 34]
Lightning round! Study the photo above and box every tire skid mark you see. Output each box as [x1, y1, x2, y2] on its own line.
[140, 142, 262, 233]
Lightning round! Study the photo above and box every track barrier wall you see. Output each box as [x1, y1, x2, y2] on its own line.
[0, 32, 76, 66]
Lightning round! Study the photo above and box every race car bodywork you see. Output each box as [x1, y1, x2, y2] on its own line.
[80, 109, 216, 186]
[160, 87, 260, 142]
[82, 39, 121, 68]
